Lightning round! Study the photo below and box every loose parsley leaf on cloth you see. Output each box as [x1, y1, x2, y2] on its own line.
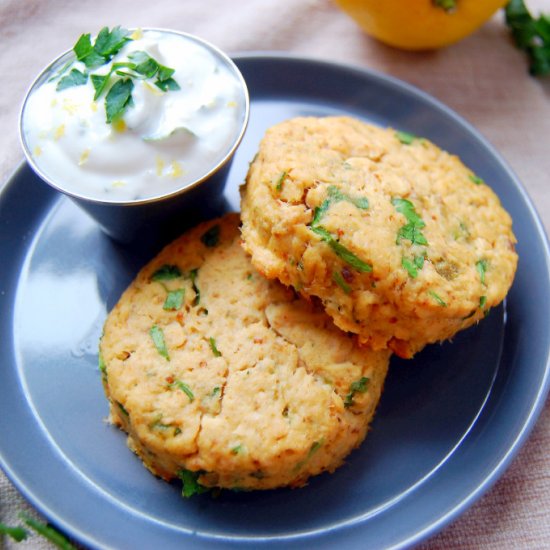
[506, 0, 550, 76]
[177, 469, 209, 498]
[0, 522, 28, 542]
[19, 513, 76, 550]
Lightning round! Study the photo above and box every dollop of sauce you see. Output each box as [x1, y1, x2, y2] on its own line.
[22, 30, 247, 202]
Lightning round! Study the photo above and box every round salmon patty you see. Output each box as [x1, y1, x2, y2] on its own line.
[240, 116, 518, 357]
[100, 213, 390, 491]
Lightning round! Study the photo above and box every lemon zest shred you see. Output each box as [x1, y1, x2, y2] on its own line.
[156, 156, 165, 176]
[54, 125, 65, 140]
[79, 148, 91, 166]
[33, 146, 42, 157]
[170, 161, 184, 178]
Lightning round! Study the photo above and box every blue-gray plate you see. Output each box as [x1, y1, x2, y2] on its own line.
[1, 55, 549, 550]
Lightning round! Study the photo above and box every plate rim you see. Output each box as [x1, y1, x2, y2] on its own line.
[1, 52, 549, 550]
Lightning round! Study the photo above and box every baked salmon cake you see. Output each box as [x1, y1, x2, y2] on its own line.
[240, 116, 517, 358]
[99, 213, 390, 492]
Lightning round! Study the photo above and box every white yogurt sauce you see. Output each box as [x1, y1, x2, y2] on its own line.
[22, 30, 247, 202]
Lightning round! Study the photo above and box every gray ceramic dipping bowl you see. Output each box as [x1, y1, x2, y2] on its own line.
[19, 29, 249, 246]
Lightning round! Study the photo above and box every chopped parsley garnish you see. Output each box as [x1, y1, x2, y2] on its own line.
[433, 0, 457, 12]
[56, 26, 180, 123]
[189, 268, 200, 305]
[19, 514, 76, 550]
[163, 288, 185, 311]
[0, 523, 27, 542]
[294, 439, 325, 471]
[311, 226, 372, 273]
[428, 290, 447, 307]
[333, 270, 352, 294]
[344, 376, 370, 408]
[209, 337, 222, 357]
[392, 197, 428, 246]
[402, 255, 425, 278]
[275, 171, 287, 191]
[151, 264, 182, 281]
[177, 469, 209, 498]
[231, 444, 244, 455]
[480, 295, 487, 309]
[200, 224, 221, 247]
[395, 130, 418, 145]
[150, 324, 170, 360]
[476, 259, 488, 286]
[506, 0, 550, 76]
[211, 386, 221, 397]
[169, 380, 194, 402]
[56, 68, 88, 91]
[311, 185, 369, 227]
[469, 174, 484, 185]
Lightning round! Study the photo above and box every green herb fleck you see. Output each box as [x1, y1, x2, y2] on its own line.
[150, 324, 170, 360]
[105, 77, 134, 123]
[94, 26, 132, 58]
[311, 185, 369, 227]
[56, 68, 88, 91]
[275, 171, 287, 191]
[344, 376, 370, 408]
[209, 337, 222, 357]
[311, 226, 372, 273]
[211, 386, 221, 397]
[294, 439, 325, 471]
[151, 264, 182, 281]
[169, 380, 195, 402]
[402, 255, 425, 278]
[428, 290, 447, 307]
[506, 0, 550, 76]
[98, 352, 107, 381]
[0, 523, 28, 542]
[200, 224, 221, 248]
[189, 268, 200, 305]
[333, 270, 352, 294]
[231, 444, 244, 455]
[480, 295, 487, 309]
[163, 288, 185, 311]
[392, 197, 428, 246]
[476, 259, 488, 286]
[19, 513, 76, 550]
[395, 130, 418, 144]
[469, 174, 484, 185]
[177, 469, 209, 498]
[246, 273, 253, 280]
[116, 401, 129, 417]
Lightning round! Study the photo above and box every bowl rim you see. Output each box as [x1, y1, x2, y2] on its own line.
[18, 27, 250, 207]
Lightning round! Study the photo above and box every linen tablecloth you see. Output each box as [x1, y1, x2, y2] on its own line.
[1, 1, 549, 548]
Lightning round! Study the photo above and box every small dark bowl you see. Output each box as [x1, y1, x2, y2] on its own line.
[19, 29, 249, 246]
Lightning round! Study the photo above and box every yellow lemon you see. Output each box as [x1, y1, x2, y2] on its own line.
[334, 0, 508, 50]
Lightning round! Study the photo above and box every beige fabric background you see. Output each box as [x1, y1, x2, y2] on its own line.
[1, 0, 549, 548]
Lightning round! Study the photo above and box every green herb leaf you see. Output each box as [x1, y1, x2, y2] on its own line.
[392, 197, 428, 246]
[311, 185, 369, 227]
[170, 380, 195, 402]
[211, 386, 221, 397]
[200, 224, 221, 247]
[116, 401, 129, 417]
[73, 33, 105, 68]
[163, 288, 185, 311]
[476, 259, 488, 286]
[433, 0, 457, 12]
[157, 65, 176, 82]
[402, 255, 425, 278]
[209, 337, 222, 357]
[98, 352, 107, 381]
[0, 523, 28, 542]
[56, 68, 88, 91]
[128, 50, 160, 78]
[155, 77, 180, 91]
[275, 171, 287, 191]
[150, 324, 170, 360]
[428, 290, 447, 307]
[105, 77, 134, 123]
[480, 295, 487, 309]
[506, 0, 550, 76]
[151, 264, 182, 281]
[333, 270, 352, 293]
[344, 376, 370, 408]
[189, 268, 200, 305]
[395, 130, 417, 144]
[469, 174, 484, 185]
[93, 26, 131, 58]
[231, 444, 244, 455]
[294, 439, 325, 471]
[19, 513, 76, 550]
[311, 225, 372, 273]
[177, 469, 209, 498]
[90, 73, 110, 100]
